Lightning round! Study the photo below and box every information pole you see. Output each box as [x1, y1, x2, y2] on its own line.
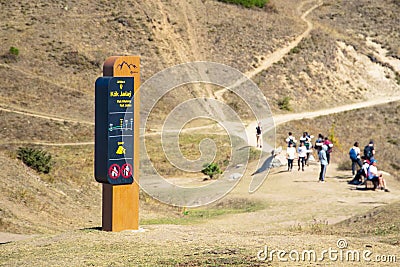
[95, 56, 140, 231]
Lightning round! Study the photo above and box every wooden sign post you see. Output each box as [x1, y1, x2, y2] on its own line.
[95, 56, 140, 231]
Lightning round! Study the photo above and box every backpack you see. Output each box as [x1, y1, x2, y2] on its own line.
[256, 126, 261, 135]
[364, 145, 373, 159]
[288, 138, 296, 147]
[327, 143, 333, 153]
[304, 142, 311, 150]
[349, 147, 357, 160]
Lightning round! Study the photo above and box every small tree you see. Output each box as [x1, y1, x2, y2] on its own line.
[201, 162, 222, 180]
[17, 147, 53, 174]
[328, 123, 342, 151]
[278, 96, 292, 111]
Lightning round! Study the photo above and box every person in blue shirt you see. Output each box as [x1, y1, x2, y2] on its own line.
[318, 144, 328, 183]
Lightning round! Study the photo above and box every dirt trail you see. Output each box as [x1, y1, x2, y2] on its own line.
[3, 161, 400, 264]
[0, 140, 94, 147]
[246, 95, 400, 148]
[245, 0, 323, 80]
[214, 0, 323, 101]
[157, 159, 400, 226]
[4, 93, 400, 147]
[0, 63, 84, 98]
[0, 105, 94, 126]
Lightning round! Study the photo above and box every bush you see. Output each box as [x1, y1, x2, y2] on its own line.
[1, 46, 19, 63]
[17, 147, 53, 174]
[201, 162, 222, 179]
[9, 46, 19, 56]
[217, 0, 269, 8]
[278, 96, 292, 111]
[289, 46, 301, 54]
[328, 123, 342, 151]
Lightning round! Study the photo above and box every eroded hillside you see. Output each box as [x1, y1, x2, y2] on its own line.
[0, 0, 399, 234]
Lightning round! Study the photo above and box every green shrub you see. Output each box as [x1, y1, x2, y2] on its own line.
[9, 46, 19, 56]
[277, 96, 292, 111]
[289, 46, 301, 54]
[217, 0, 269, 8]
[17, 147, 53, 174]
[2, 46, 19, 62]
[201, 162, 222, 179]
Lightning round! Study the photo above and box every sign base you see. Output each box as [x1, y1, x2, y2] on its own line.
[102, 183, 139, 231]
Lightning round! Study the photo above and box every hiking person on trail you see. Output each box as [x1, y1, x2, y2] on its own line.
[364, 140, 375, 161]
[256, 122, 262, 148]
[299, 132, 307, 144]
[286, 132, 297, 147]
[360, 158, 370, 183]
[323, 137, 333, 164]
[297, 141, 307, 171]
[318, 144, 328, 183]
[315, 133, 324, 148]
[300, 132, 313, 165]
[349, 157, 370, 185]
[367, 159, 389, 192]
[349, 141, 363, 175]
[286, 142, 296, 171]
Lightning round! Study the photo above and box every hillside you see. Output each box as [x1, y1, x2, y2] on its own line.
[245, 0, 400, 115]
[0, 0, 400, 265]
[1, 0, 399, 120]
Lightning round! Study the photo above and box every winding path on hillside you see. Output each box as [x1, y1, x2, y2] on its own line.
[2, 1, 400, 248]
[3, 92, 400, 148]
[0, 105, 94, 126]
[1, 0, 400, 149]
[245, 95, 400, 148]
[0, 0, 323, 147]
[214, 0, 323, 100]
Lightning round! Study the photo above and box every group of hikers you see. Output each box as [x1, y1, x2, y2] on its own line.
[280, 131, 389, 191]
[284, 132, 333, 182]
[255, 123, 390, 192]
[348, 140, 390, 192]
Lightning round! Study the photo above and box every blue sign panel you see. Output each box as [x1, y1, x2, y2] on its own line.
[95, 77, 134, 184]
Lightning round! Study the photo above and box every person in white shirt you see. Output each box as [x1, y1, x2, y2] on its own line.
[297, 141, 307, 171]
[286, 132, 297, 147]
[349, 141, 363, 175]
[367, 159, 389, 192]
[286, 142, 296, 171]
[300, 132, 313, 165]
[299, 132, 307, 144]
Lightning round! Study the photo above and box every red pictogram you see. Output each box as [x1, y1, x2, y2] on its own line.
[121, 163, 133, 179]
[108, 164, 120, 179]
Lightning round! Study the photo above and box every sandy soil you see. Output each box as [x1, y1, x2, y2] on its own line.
[1, 161, 399, 266]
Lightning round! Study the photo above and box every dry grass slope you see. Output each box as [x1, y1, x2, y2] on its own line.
[0, 0, 399, 265]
